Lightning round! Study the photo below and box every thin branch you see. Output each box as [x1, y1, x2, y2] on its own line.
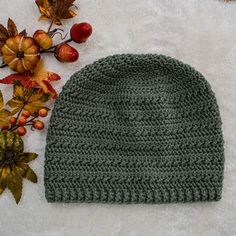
[40, 38, 73, 53]
[48, 19, 54, 33]
[0, 63, 8, 68]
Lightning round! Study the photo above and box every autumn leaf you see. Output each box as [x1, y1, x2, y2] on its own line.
[35, 0, 77, 25]
[0, 61, 61, 99]
[0, 90, 11, 127]
[0, 18, 18, 55]
[0, 131, 38, 204]
[7, 18, 18, 37]
[6, 81, 51, 115]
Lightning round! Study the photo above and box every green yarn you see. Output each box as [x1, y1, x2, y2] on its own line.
[44, 54, 224, 203]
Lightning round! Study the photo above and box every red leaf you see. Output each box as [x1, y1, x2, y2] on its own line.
[48, 73, 61, 81]
[0, 73, 40, 90]
[0, 74, 26, 84]
[43, 80, 58, 99]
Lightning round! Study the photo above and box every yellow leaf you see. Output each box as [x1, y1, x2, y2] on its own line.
[18, 152, 38, 163]
[0, 168, 7, 195]
[7, 168, 22, 204]
[7, 81, 51, 114]
[38, 15, 48, 21]
[13, 80, 25, 98]
[35, 0, 77, 24]
[1, 166, 10, 179]
[24, 166, 38, 183]
[27, 61, 61, 98]
[0, 131, 38, 204]
[0, 109, 11, 127]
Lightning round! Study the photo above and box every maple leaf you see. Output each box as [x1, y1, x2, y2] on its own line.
[35, 0, 77, 25]
[6, 81, 51, 115]
[0, 18, 18, 56]
[0, 61, 61, 99]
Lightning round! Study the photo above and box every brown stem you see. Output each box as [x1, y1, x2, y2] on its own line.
[48, 19, 54, 33]
[40, 50, 55, 54]
[0, 63, 8, 68]
[26, 115, 39, 124]
[8, 90, 35, 131]
[10, 115, 39, 131]
[40, 38, 73, 54]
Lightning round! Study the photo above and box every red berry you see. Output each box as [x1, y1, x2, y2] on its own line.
[9, 117, 17, 125]
[18, 116, 27, 126]
[33, 120, 44, 130]
[38, 108, 48, 117]
[70, 23, 93, 43]
[17, 126, 26, 136]
[22, 110, 30, 118]
[54, 43, 79, 63]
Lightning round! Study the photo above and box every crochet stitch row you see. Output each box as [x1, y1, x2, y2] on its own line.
[45, 54, 224, 203]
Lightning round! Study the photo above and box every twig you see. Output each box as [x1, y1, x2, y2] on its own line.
[0, 63, 8, 68]
[8, 90, 35, 131]
[48, 19, 54, 33]
[40, 38, 73, 53]
[10, 115, 39, 131]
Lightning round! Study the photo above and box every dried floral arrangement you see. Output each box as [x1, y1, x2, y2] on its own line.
[0, 0, 92, 204]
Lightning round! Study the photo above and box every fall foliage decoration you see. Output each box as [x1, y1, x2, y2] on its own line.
[1, 35, 41, 73]
[0, 131, 37, 203]
[0, 0, 93, 203]
[0, 61, 61, 98]
[35, 0, 77, 26]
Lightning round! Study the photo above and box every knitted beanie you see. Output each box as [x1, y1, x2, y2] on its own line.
[44, 54, 224, 203]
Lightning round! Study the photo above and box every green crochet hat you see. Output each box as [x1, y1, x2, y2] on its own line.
[45, 54, 224, 203]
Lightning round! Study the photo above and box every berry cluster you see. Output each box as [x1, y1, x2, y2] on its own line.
[38, 22, 92, 63]
[4, 108, 48, 136]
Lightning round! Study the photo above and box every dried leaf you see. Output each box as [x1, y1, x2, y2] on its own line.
[7, 18, 18, 37]
[35, 0, 77, 25]
[7, 168, 23, 204]
[0, 91, 11, 126]
[0, 131, 38, 204]
[0, 18, 18, 51]
[18, 153, 38, 163]
[19, 29, 27, 37]
[0, 61, 61, 98]
[0, 168, 7, 195]
[24, 166, 38, 183]
[0, 24, 8, 38]
[6, 81, 51, 114]
[0, 109, 11, 126]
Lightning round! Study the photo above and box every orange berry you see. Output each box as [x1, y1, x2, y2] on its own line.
[9, 117, 17, 125]
[38, 108, 48, 117]
[1, 124, 9, 130]
[33, 120, 44, 130]
[16, 126, 26, 136]
[33, 30, 53, 50]
[18, 116, 27, 126]
[22, 110, 30, 118]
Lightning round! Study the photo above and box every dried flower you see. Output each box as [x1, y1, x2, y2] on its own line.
[0, 131, 37, 203]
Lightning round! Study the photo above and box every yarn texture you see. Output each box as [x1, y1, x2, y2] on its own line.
[44, 54, 224, 203]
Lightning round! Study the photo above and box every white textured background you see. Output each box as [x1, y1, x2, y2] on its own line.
[0, 0, 236, 235]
